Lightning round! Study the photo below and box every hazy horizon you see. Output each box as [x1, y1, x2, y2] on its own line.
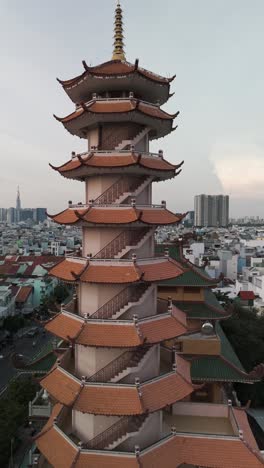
[1, 0, 264, 217]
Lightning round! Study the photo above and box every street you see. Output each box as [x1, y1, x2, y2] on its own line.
[0, 323, 52, 393]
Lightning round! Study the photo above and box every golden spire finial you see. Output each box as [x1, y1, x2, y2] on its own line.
[112, 1, 126, 61]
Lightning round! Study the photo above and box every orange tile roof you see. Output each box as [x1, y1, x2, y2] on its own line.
[48, 258, 184, 284]
[41, 367, 80, 406]
[15, 286, 32, 303]
[45, 313, 83, 341]
[49, 206, 182, 226]
[46, 311, 187, 347]
[140, 315, 186, 344]
[36, 426, 78, 468]
[51, 152, 180, 175]
[233, 408, 260, 452]
[141, 373, 193, 413]
[140, 434, 264, 468]
[75, 452, 140, 468]
[36, 424, 264, 468]
[55, 99, 176, 124]
[73, 372, 193, 415]
[48, 258, 85, 282]
[58, 59, 173, 87]
[76, 322, 142, 347]
[140, 259, 183, 281]
[74, 386, 143, 415]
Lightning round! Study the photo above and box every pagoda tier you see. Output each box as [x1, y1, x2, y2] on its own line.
[45, 304, 187, 345]
[50, 151, 184, 182]
[57, 59, 175, 106]
[40, 355, 193, 415]
[48, 205, 184, 226]
[54, 97, 178, 140]
[35, 403, 264, 468]
[48, 257, 184, 284]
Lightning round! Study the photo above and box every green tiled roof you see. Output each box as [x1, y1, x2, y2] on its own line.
[190, 323, 256, 383]
[26, 352, 56, 372]
[173, 290, 229, 319]
[156, 244, 218, 287]
[191, 356, 251, 383]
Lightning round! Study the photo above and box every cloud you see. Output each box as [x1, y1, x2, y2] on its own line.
[209, 141, 264, 199]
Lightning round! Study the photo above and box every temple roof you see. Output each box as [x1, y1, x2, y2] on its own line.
[49, 206, 184, 227]
[57, 60, 175, 106]
[45, 307, 187, 347]
[54, 98, 178, 140]
[173, 290, 230, 320]
[48, 256, 184, 284]
[156, 244, 220, 287]
[40, 357, 193, 415]
[190, 324, 259, 383]
[50, 152, 183, 181]
[35, 405, 264, 468]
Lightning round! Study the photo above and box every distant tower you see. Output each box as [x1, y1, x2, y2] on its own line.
[16, 186, 21, 222]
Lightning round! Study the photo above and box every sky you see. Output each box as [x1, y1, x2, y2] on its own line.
[0, 0, 264, 217]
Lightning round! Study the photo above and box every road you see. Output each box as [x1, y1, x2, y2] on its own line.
[0, 323, 52, 392]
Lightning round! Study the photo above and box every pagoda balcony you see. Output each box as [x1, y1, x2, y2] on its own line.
[51, 150, 183, 182]
[34, 401, 264, 468]
[46, 305, 187, 347]
[162, 402, 241, 439]
[69, 202, 166, 209]
[54, 97, 178, 140]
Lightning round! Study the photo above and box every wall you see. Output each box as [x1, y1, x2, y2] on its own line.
[158, 286, 204, 302]
[119, 411, 162, 451]
[82, 227, 123, 257]
[85, 175, 119, 203]
[79, 283, 124, 316]
[100, 123, 143, 150]
[72, 411, 119, 442]
[121, 286, 157, 320]
[75, 345, 123, 377]
[122, 345, 160, 383]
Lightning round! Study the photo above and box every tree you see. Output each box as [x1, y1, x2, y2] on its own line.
[222, 304, 264, 407]
[0, 376, 38, 466]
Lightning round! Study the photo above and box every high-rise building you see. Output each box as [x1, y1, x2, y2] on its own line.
[0, 208, 7, 222]
[33, 208, 47, 223]
[7, 207, 16, 224]
[16, 186, 21, 222]
[194, 194, 229, 227]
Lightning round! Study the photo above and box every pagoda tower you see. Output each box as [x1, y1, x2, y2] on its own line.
[35, 3, 264, 468]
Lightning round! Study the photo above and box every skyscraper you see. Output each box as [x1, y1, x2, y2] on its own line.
[16, 186, 21, 222]
[194, 194, 229, 227]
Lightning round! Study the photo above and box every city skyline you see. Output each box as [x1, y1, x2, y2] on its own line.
[1, 0, 264, 217]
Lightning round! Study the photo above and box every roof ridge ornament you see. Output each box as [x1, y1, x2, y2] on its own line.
[112, 1, 126, 61]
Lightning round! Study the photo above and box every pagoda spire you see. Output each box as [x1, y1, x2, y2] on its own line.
[112, 0, 126, 61]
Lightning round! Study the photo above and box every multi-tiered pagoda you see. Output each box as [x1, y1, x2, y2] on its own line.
[35, 3, 264, 467]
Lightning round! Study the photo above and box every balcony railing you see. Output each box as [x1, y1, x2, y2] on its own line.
[93, 176, 146, 205]
[89, 283, 149, 320]
[94, 228, 150, 259]
[87, 347, 148, 383]
[86, 414, 147, 450]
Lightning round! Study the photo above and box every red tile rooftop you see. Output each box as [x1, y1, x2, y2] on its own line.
[35, 405, 264, 468]
[15, 286, 33, 303]
[45, 309, 187, 347]
[50, 152, 183, 176]
[54, 98, 177, 124]
[49, 206, 183, 226]
[48, 257, 184, 284]
[58, 59, 175, 87]
[40, 366, 193, 416]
